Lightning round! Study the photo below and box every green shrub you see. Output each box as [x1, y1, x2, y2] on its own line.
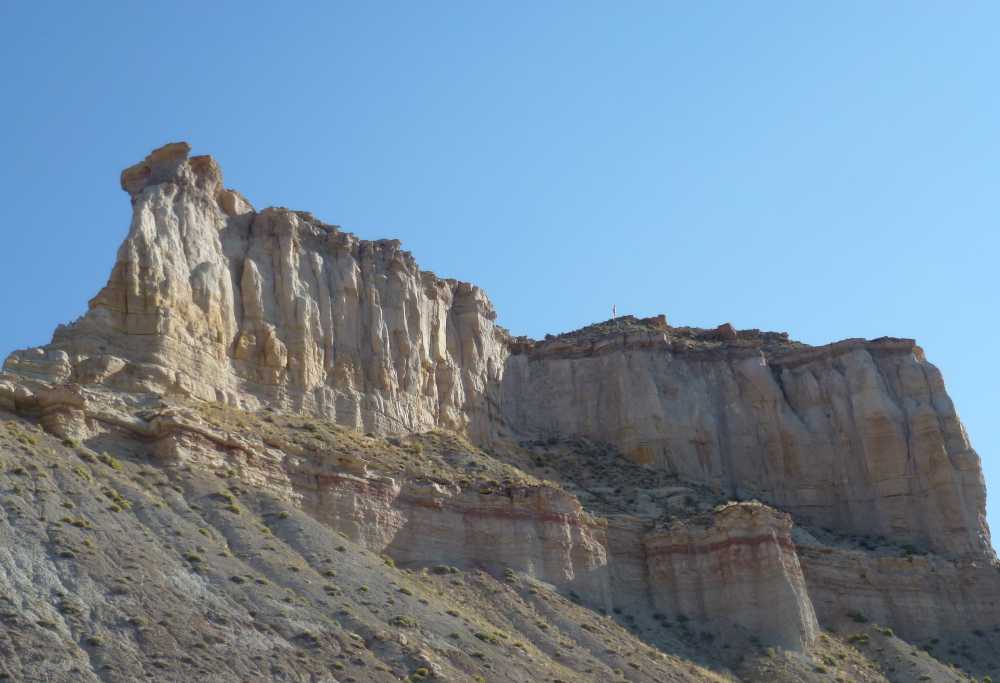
[390, 615, 417, 628]
[61, 516, 92, 529]
[213, 491, 237, 504]
[474, 631, 504, 644]
[97, 453, 122, 471]
[76, 449, 98, 464]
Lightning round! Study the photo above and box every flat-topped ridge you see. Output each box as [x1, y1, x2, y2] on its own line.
[509, 313, 917, 364]
[508, 314, 802, 356]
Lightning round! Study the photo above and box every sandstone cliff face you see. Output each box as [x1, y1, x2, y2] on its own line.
[0, 378, 819, 652]
[644, 504, 818, 651]
[1, 406, 752, 683]
[5, 144, 988, 564]
[5, 142, 506, 438]
[501, 323, 990, 560]
[2, 143, 997, 675]
[796, 532, 1000, 642]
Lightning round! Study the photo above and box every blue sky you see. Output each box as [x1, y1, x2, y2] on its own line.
[1, 2, 997, 540]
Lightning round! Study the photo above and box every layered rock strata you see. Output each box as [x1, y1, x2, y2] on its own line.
[6, 345, 993, 657]
[0, 380, 818, 650]
[796, 533, 1000, 641]
[5, 142, 506, 438]
[502, 323, 990, 559]
[5, 143, 988, 563]
[644, 504, 818, 651]
[2, 142, 996, 661]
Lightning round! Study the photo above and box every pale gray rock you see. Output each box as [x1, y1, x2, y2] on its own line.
[5, 145, 992, 564]
[3, 144, 996, 666]
[501, 328, 990, 559]
[6, 142, 508, 439]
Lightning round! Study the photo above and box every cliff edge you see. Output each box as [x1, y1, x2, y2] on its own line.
[1, 143, 996, 681]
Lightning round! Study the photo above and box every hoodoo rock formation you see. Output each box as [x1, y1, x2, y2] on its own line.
[1, 142, 997, 682]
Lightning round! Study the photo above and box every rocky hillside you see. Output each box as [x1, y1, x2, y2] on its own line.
[1, 142, 997, 682]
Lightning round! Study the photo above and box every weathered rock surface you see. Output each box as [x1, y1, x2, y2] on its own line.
[3, 407, 757, 683]
[2, 381, 814, 651]
[645, 503, 818, 651]
[502, 320, 990, 560]
[796, 528, 1000, 642]
[6, 144, 990, 567]
[6, 142, 507, 438]
[2, 142, 998, 681]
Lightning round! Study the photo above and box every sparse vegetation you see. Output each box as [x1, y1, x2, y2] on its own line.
[390, 615, 417, 628]
[97, 452, 123, 470]
[0, 387, 996, 682]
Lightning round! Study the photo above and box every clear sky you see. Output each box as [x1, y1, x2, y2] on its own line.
[1, 3, 997, 540]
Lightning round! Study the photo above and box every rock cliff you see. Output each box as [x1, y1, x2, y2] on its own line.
[7, 144, 989, 563]
[502, 319, 990, 559]
[2, 143, 997, 682]
[6, 142, 507, 438]
[644, 504, 818, 651]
